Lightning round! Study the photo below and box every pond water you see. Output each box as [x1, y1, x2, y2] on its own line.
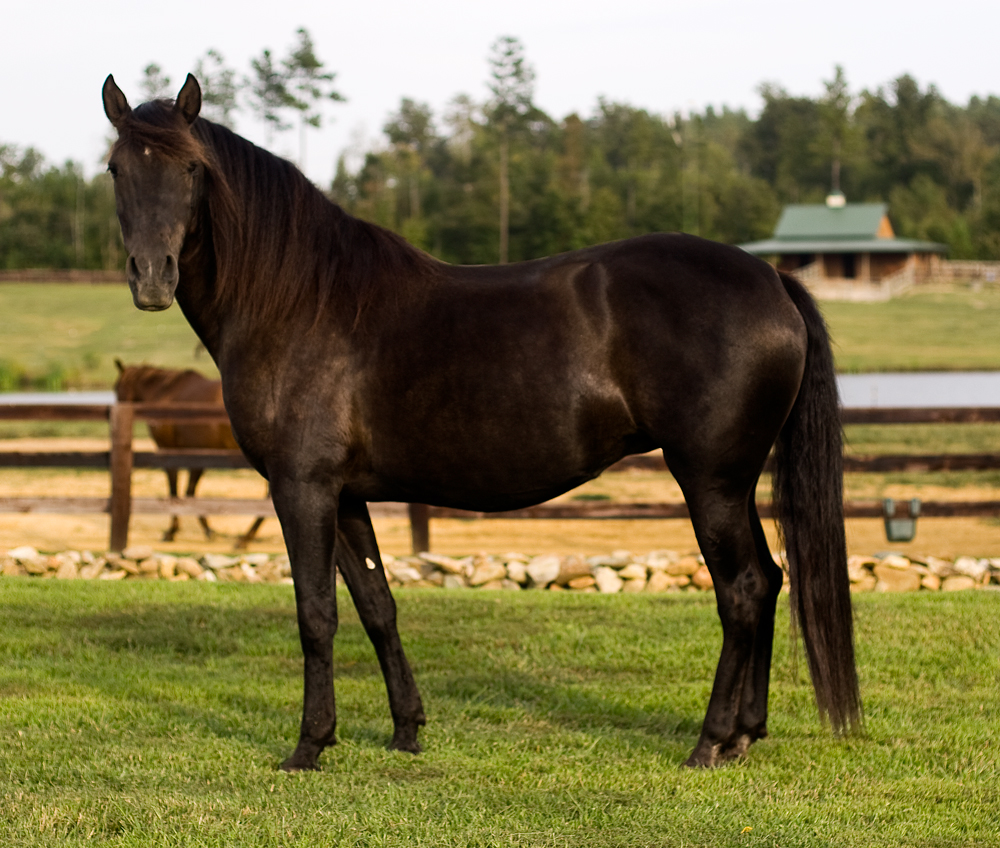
[836, 372, 1000, 408]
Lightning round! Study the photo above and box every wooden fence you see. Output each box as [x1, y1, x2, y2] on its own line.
[3, 401, 1000, 552]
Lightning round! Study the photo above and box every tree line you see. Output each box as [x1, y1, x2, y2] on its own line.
[3, 34, 1000, 272]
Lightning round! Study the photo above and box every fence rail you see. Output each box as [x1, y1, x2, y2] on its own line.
[3, 400, 1000, 552]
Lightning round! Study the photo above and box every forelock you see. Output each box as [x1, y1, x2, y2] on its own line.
[110, 99, 209, 165]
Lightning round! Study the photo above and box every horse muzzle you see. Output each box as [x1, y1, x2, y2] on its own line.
[127, 253, 179, 311]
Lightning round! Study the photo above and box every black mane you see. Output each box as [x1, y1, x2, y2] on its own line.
[115, 100, 439, 329]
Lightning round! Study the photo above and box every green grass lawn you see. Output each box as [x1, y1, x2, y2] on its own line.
[0, 283, 213, 391]
[823, 287, 1000, 373]
[1, 581, 997, 846]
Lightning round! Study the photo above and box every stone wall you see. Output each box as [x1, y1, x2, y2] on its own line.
[3, 545, 999, 593]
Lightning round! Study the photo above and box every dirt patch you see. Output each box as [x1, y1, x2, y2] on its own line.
[2, 443, 1000, 558]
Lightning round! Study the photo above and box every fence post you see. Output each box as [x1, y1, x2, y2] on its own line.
[408, 503, 430, 554]
[109, 402, 134, 552]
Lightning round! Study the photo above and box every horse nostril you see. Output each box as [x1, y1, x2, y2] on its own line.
[128, 255, 140, 278]
[164, 255, 176, 275]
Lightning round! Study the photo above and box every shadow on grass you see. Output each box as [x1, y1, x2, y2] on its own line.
[7, 593, 711, 759]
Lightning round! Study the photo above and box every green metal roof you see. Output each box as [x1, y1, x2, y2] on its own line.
[741, 237, 947, 255]
[739, 201, 947, 256]
[774, 203, 888, 240]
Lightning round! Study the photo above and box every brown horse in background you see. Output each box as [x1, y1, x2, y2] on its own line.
[114, 360, 264, 545]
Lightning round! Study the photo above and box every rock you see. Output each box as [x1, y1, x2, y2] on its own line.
[942, 575, 977, 592]
[878, 554, 911, 570]
[952, 556, 989, 580]
[387, 561, 423, 584]
[418, 553, 466, 574]
[527, 555, 562, 588]
[1, 558, 26, 577]
[99, 569, 128, 581]
[645, 571, 673, 593]
[197, 569, 217, 582]
[137, 558, 159, 575]
[924, 556, 954, 577]
[175, 557, 204, 579]
[8, 546, 40, 563]
[442, 574, 467, 589]
[691, 565, 714, 591]
[240, 563, 261, 583]
[618, 563, 648, 581]
[121, 544, 154, 561]
[109, 558, 138, 575]
[203, 553, 238, 570]
[555, 555, 591, 586]
[587, 552, 632, 569]
[422, 570, 445, 587]
[501, 552, 530, 563]
[22, 558, 49, 575]
[79, 559, 106, 580]
[241, 553, 271, 567]
[478, 579, 504, 590]
[850, 574, 877, 592]
[502, 579, 522, 591]
[847, 555, 876, 582]
[159, 557, 177, 580]
[593, 566, 623, 594]
[921, 573, 941, 591]
[643, 550, 679, 570]
[666, 556, 701, 577]
[505, 561, 528, 585]
[567, 575, 596, 590]
[254, 559, 283, 583]
[873, 563, 921, 592]
[55, 558, 78, 579]
[622, 578, 647, 593]
[470, 562, 508, 586]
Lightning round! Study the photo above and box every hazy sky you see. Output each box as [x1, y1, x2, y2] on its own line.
[3, 0, 998, 186]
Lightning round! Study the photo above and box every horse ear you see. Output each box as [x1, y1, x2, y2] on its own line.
[114, 358, 125, 373]
[175, 74, 202, 125]
[102, 75, 131, 129]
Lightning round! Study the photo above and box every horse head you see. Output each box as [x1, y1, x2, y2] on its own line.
[103, 73, 206, 311]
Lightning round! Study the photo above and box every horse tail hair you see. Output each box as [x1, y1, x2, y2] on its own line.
[772, 270, 862, 735]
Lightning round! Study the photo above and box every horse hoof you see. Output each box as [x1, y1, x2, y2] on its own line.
[387, 732, 422, 754]
[682, 743, 722, 769]
[280, 757, 320, 773]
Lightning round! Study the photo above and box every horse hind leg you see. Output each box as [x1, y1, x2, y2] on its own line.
[163, 469, 180, 541]
[678, 482, 775, 768]
[727, 499, 785, 755]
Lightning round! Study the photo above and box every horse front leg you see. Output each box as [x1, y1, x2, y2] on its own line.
[336, 495, 426, 752]
[184, 468, 214, 539]
[270, 477, 340, 772]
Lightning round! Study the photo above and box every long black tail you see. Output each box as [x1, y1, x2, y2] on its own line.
[772, 271, 862, 735]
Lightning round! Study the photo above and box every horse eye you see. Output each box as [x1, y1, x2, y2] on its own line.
[187, 162, 199, 175]
[107, 163, 118, 178]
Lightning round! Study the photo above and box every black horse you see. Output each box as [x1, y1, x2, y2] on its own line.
[102, 73, 860, 770]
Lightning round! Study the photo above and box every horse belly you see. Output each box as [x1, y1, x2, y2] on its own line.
[364, 379, 646, 511]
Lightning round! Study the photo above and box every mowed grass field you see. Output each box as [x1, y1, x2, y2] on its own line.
[2, 581, 999, 847]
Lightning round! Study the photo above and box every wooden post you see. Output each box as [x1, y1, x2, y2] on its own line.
[408, 503, 430, 554]
[108, 402, 134, 552]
